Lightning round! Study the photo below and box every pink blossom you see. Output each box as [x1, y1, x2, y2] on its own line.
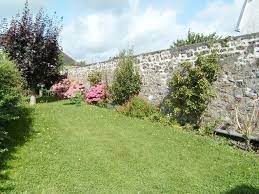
[85, 83, 109, 103]
[51, 79, 85, 99]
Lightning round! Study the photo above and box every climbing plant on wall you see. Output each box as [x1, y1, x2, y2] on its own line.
[171, 30, 229, 48]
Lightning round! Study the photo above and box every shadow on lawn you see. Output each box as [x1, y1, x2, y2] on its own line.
[0, 107, 34, 192]
[225, 185, 259, 194]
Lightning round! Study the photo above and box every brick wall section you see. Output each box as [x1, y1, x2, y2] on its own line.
[68, 32, 259, 133]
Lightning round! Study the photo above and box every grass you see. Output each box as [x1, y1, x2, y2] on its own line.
[0, 101, 259, 193]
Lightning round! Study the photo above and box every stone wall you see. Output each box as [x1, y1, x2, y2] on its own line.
[68, 32, 259, 133]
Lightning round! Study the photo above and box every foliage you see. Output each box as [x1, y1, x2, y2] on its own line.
[58, 53, 65, 72]
[87, 71, 102, 86]
[85, 83, 109, 104]
[149, 112, 180, 127]
[235, 98, 259, 149]
[110, 50, 142, 105]
[0, 1, 62, 91]
[0, 52, 25, 153]
[51, 79, 85, 99]
[116, 96, 158, 119]
[198, 121, 219, 135]
[69, 92, 84, 106]
[171, 30, 225, 48]
[116, 96, 181, 128]
[0, 52, 24, 125]
[166, 53, 220, 126]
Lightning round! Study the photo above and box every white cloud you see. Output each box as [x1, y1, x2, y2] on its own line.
[61, 0, 244, 62]
[61, 12, 125, 62]
[62, 0, 186, 62]
[189, 0, 243, 35]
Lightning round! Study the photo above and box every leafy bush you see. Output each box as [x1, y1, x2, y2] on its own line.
[110, 50, 142, 105]
[0, 52, 24, 124]
[87, 71, 102, 86]
[198, 121, 219, 135]
[117, 96, 158, 119]
[116, 96, 182, 129]
[85, 83, 109, 104]
[171, 30, 221, 48]
[51, 79, 85, 99]
[149, 112, 178, 127]
[166, 53, 220, 126]
[0, 52, 24, 152]
[69, 92, 84, 106]
[0, 1, 62, 91]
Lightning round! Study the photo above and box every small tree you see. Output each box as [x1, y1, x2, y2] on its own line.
[87, 71, 102, 86]
[166, 53, 220, 126]
[171, 30, 222, 48]
[0, 1, 62, 93]
[110, 50, 142, 105]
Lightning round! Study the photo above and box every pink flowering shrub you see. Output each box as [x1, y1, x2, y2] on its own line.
[51, 79, 70, 98]
[63, 82, 85, 99]
[85, 83, 109, 103]
[51, 79, 85, 99]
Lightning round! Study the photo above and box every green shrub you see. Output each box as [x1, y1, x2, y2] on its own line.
[110, 50, 142, 105]
[0, 52, 25, 152]
[149, 112, 181, 128]
[69, 92, 84, 106]
[117, 96, 182, 129]
[166, 53, 220, 126]
[0, 52, 24, 125]
[117, 96, 158, 119]
[171, 30, 229, 48]
[87, 71, 102, 86]
[198, 122, 218, 135]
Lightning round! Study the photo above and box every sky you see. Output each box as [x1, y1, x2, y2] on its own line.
[0, 0, 244, 63]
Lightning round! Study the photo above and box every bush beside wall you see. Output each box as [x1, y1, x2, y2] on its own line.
[166, 53, 220, 126]
[110, 50, 142, 105]
[117, 96, 158, 119]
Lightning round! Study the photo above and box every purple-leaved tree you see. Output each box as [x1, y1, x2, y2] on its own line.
[0, 1, 63, 94]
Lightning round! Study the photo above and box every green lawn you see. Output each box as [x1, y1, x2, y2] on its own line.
[1, 101, 259, 193]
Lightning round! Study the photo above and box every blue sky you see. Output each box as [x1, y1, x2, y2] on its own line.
[0, 0, 243, 62]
